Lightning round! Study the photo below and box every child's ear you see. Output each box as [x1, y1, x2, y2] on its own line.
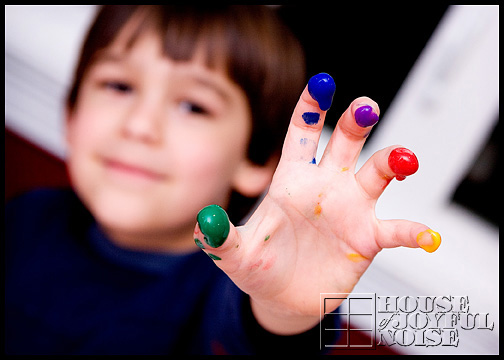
[232, 156, 278, 198]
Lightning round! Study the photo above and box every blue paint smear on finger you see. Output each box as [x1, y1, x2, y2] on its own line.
[302, 112, 320, 125]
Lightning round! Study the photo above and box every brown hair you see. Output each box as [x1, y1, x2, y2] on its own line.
[67, 5, 306, 222]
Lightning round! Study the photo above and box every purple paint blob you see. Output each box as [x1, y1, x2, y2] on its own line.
[355, 105, 379, 127]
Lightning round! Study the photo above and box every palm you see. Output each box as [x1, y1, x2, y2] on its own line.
[232, 158, 378, 316]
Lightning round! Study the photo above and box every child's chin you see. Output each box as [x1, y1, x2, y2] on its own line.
[91, 196, 189, 235]
[90, 194, 158, 228]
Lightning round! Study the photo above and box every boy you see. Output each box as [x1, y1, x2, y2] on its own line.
[5, 5, 440, 355]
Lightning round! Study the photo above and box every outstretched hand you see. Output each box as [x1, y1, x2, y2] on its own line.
[193, 73, 441, 335]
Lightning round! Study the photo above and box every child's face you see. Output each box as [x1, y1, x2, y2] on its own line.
[66, 29, 256, 250]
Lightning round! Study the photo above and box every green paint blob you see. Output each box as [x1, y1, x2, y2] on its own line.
[197, 204, 230, 248]
[194, 238, 205, 249]
[207, 253, 222, 261]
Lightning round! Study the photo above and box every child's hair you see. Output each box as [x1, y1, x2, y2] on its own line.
[66, 5, 306, 223]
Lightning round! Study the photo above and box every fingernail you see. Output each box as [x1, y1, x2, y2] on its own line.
[308, 73, 336, 111]
[388, 148, 419, 180]
[197, 204, 230, 248]
[416, 229, 441, 253]
[355, 105, 379, 127]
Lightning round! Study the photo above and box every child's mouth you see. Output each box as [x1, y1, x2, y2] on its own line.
[104, 158, 166, 184]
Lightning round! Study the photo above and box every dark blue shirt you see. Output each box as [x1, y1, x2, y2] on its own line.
[5, 189, 339, 355]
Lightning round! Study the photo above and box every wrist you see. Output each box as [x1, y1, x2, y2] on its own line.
[250, 297, 320, 336]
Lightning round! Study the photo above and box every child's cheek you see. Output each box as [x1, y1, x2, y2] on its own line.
[175, 140, 231, 188]
[183, 144, 230, 181]
[69, 107, 112, 146]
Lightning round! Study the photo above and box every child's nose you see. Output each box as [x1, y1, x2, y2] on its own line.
[121, 100, 163, 144]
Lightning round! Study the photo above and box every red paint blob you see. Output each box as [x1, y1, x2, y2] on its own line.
[388, 148, 419, 179]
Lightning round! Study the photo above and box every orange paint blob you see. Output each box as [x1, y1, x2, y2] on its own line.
[347, 253, 368, 262]
[314, 203, 322, 216]
[416, 229, 441, 253]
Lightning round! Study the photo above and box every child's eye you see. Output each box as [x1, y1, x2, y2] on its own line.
[103, 81, 133, 94]
[179, 101, 210, 116]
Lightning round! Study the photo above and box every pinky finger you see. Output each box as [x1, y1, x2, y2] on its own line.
[377, 219, 441, 253]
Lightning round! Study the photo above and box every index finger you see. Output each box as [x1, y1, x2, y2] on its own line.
[279, 73, 336, 165]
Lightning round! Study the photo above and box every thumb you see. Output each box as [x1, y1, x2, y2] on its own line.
[194, 204, 242, 272]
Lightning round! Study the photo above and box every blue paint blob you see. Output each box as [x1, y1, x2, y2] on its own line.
[302, 112, 320, 125]
[308, 73, 336, 111]
[310, 157, 316, 164]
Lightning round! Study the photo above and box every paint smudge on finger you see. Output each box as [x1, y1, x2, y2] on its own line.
[302, 112, 320, 125]
[347, 253, 368, 262]
[194, 238, 205, 249]
[207, 253, 222, 261]
[314, 192, 323, 217]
